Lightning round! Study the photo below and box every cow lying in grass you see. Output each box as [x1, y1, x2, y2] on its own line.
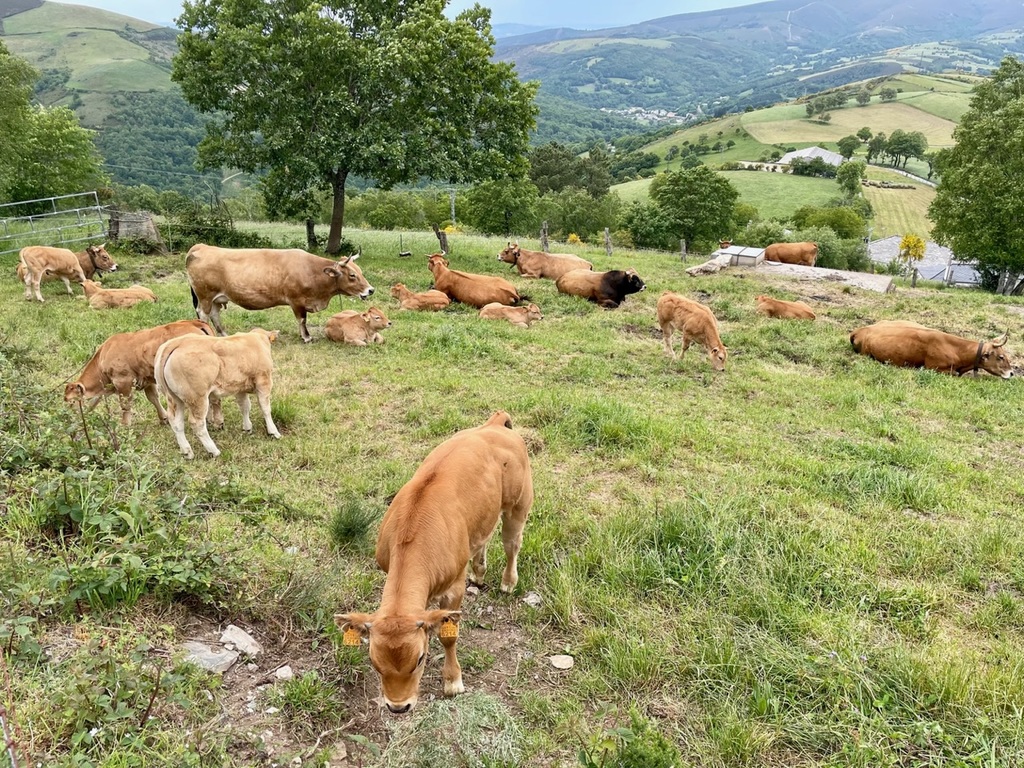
[755, 295, 816, 320]
[19, 244, 117, 302]
[657, 291, 728, 371]
[497, 242, 592, 280]
[81, 280, 157, 309]
[555, 268, 646, 309]
[479, 302, 543, 328]
[850, 320, 1013, 377]
[427, 253, 520, 308]
[154, 328, 282, 459]
[325, 307, 392, 345]
[337, 410, 533, 713]
[390, 283, 450, 311]
[64, 320, 213, 426]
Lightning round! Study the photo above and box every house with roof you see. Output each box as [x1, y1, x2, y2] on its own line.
[779, 146, 845, 167]
[867, 235, 980, 286]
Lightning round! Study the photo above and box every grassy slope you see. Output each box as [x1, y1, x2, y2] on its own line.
[3, 227, 1024, 766]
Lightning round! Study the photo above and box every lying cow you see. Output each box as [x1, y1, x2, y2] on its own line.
[479, 302, 543, 328]
[81, 280, 157, 309]
[186, 244, 374, 343]
[390, 283, 450, 311]
[497, 242, 593, 280]
[657, 291, 728, 371]
[427, 253, 520, 308]
[154, 328, 282, 459]
[336, 410, 533, 713]
[325, 307, 392, 345]
[555, 268, 646, 309]
[850, 320, 1013, 377]
[764, 241, 818, 266]
[755, 294, 816, 320]
[64, 320, 213, 426]
[19, 243, 117, 302]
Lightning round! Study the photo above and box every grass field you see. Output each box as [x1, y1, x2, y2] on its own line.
[3, 224, 1024, 767]
[862, 167, 937, 239]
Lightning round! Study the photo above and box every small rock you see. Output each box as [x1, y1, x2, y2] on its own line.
[221, 625, 263, 657]
[522, 591, 542, 607]
[466, 585, 480, 596]
[246, 662, 259, 672]
[275, 665, 294, 681]
[549, 654, 574, 670]
[285, 546, 299, 555]
[266, 706, 280, 715]
[485, 605, 493, 614]
[330, 740, 348, 762]
[180, 641, 239, 674]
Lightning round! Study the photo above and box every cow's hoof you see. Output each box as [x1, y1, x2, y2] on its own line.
[444, 679, 465, 697]
[269, 432, 282, 440]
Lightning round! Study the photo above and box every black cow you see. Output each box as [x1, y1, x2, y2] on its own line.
[555, 268, 646, 309]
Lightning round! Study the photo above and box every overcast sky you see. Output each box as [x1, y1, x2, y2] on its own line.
[67, 0, 751, 30]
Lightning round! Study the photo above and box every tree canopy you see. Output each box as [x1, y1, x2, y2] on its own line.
[649, 166, 738, 250]
[930, 56, 1024, 293]
[173, 0, 538, 253]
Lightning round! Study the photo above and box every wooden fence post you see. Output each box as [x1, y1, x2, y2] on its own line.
[680, 239, 687, 263]
[540, 221, 549, 252]
[604, 228, 612, 257]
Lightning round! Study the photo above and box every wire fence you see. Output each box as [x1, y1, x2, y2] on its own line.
[0, 192, 108, 257]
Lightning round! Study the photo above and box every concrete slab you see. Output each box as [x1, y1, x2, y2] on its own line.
[754, 261, 894, 293]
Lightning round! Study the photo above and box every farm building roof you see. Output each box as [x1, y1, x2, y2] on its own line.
[779, 146, 845, 167]
[868, 235, 980, 286]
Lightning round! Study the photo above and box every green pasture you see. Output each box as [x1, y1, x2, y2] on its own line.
[4, 223, 1024, 766]
[861, 168, 937, 239]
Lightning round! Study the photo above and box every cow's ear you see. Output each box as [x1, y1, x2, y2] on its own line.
[268, 330, 280, 343]
[418, 609, 461, 634]
[335, 613, 373, 646]
[324, 267, 339, 278]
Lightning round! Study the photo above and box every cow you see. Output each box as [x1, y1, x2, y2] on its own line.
[657, 291, 728, 371]
[755, 294, 816, 320]
[81, 280, 158, 309]
[325, 307, 392, 345]
[390, 283, 450, 311]
[478, 302, 543, 328]
[335, 410, 532, 713]
[497, 242, 593, 280]
[763, 241, 818, 266]
[19, 243, 117, 302]
[850, 320, 1013, 378]
[555, 268, 646, 309]
[185, 244, 374, 343]
[153, 328, 282, 459]
[427, 253, 520, 309]
[64, 320, 213, 426]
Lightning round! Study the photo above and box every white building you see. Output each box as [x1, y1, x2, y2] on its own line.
[779, 146, 845, 167]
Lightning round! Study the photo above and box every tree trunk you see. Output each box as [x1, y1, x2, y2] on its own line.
[305, 218, 318, 251]
[326, 169, 349, 255]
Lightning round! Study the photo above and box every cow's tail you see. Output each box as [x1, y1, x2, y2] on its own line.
[850, 330, 862, 352]
[190, 284, 199, 316]
[153, 343, 177, 419]
[516, 291, 531, 305]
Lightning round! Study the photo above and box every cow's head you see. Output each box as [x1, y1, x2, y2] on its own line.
[362, 307, 391, 331]
[708, 344, 728, 372]
[390, 283, 406, 299]
[525, 303, 543, 323]
[623, 269, 646, 295]
[86, 243, 117, 273]
[980, 332, 1013, 378]
[335, 610, 460, 713]
[497, 242, 520, 265]
[427, 253, 449, 273]
[325, 253, 374, 299]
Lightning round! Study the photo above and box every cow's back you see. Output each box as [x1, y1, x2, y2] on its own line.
[658, 292, 717, 335]
[556, 269, 602, 298]
[20, 245, 81, 276]
[187, 245, 323, 304]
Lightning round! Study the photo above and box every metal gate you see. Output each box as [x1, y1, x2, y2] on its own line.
[0, 191, 108, 257]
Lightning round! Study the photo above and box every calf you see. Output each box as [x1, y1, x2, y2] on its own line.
[64, 320, 213, 426]
[427, 253, 520, 308]
[479, 302, 543, 328]
[850, 320, 1013, 377]
[337, 411, 533, 713]
[19, 243, 117, 302]
[390, 283, 450, 311]
[154, 328, 282, 459]
[82, 280, 157, 309]
[755, 294, 816, 320]
[325, 307, 392, 345]
[555, 268, 646, 309]
[497, 242, 592, 280]
[657, 291, 728, 371]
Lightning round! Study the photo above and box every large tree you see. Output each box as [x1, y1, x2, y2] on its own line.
[650, 165, 738, 252]
[0, 42, 38, 200]
[173, 0, 537, 253]
[930, 56, 1024, 293]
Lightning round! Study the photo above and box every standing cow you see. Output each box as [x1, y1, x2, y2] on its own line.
[19, 243, 117, 302]
[657, 291, 728, 371]
[185, 244, 374, 342]
[764, 241, 818, 266]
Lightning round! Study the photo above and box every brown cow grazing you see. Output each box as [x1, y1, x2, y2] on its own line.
[325, 307, 392, 345]
[850, 320, 1013, 378]
[19, 243, 117, 302]
[479, 302, 543, 328]
[185, 244, 374, 343]
[390, 283, 450, 311]
[154, 328, 282, 459]
[64, 320, 213, 426]
[427, 253, 520, 308]
[755, 294, 816, 320]
[81, 280, 158, 309]
[497, 242, 593, 280]
[336, 410, 533, 713]
[763, 241, 818, 266]
[657, 291, 728, 371]
[555, 268, 646, 309]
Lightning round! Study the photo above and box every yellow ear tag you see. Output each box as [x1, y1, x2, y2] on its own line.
[439, 620, 459, 639]
[343, 628, 362, 646]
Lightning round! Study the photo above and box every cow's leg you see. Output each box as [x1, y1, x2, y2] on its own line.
[661, 327, 677, 359]
[254, 380, 281, 439]
[187, 397, 221, 457]
[168, 398, 194, 459]
[292, 306, 312, 343]
[31, 273, 44, 302]
[372, 333, 384, 344]
[236, 393, 253, 433]
[116, 386, 134, 427]
[60, 276, 74, 295]
[469, 544, 487, 586]
[207, 394, 224, 429]
[500, 483, 532, 593]
[21, 267, 33, 301]
[438, 576, 466, 696]
[680, 335, 693, 357]
[141, 383, 168, 424]
[203, 299, 229, 336]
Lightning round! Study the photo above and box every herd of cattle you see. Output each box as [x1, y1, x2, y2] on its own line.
[15, 237, 1016, 710]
